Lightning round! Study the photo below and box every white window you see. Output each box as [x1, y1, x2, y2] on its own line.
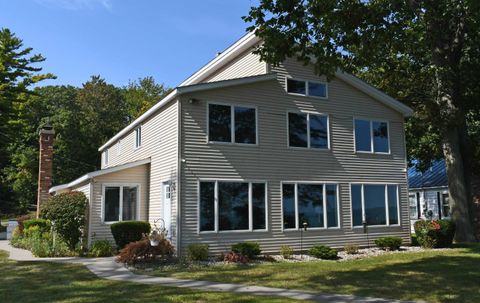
[351, 184, 399, 227]
[135, 126, 142, 148]
[104, 150, 109, 166]
[286, 77, 328, 98]
[282, 182, 339, 229]
[199, 181, 267, 232]
[354, 119, 390, 153]
[117, 140, 121, 156]
[288, 112, 329, 149]
[103, 185, 139, 222]
[442, 193, 450, 218]
[208, 103, 257, 144]
[409, 193, 418, 219]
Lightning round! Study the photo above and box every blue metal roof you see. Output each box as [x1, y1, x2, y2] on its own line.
[408, 160, 448, 189]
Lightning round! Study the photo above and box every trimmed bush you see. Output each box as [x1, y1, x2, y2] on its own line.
[231, 242, 261, 259]
[24, 219, 50, 233]
[308, 245, 338, 260]
[374, 237, 402, 251]
[414, 219, 456, 248]
[186, 244, 209, 261]
[280, 245, 294, 259]
[223, 251, 249, 263]
[110, 221, 151, 249]
[344, 244, 359, 255]
[90, 240, 114, 257]
[40, 191, 88, 250]
[116, 239, 174, 265]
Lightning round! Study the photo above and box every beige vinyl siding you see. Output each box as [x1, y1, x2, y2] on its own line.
[70, 182, 92, 245]
[96, 100, 179, 247]
[88, 164, 149, 245]
[179, 58, 409, 255]
[202, 48, 267, 83]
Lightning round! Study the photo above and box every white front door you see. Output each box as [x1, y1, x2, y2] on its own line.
[163, 182, 172, 238]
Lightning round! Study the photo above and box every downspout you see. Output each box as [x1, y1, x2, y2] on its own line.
[87, 178, 93, 247]
[176, 98, 182, 257]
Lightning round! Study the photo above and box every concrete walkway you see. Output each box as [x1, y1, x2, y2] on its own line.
[0, 240, 419, 303]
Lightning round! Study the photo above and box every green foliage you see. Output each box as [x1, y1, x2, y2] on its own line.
[186, 244, 209, 261]
[40, 191, 88, 250]
[279, 245, 294, 259]
[110, 221, 151, 249]
[344, 244, 359, 255]
[116, 239, 174, 265]
[414, 220, 456, 249]
[308, 245, 338, 260]
[10, 225, 71, 257]
[23, 219, 50, 232]
[374, 237, 403, 251]
[231, 242, 261, 259]
[90, 240, 114, 257]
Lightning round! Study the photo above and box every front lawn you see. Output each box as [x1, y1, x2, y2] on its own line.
[137, 244, 480, 303]
[0, 250, 305, 303]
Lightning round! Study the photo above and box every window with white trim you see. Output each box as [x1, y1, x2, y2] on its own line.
[104, 185, 138, 222]
[409, 193, 418, 219]
[117, 140, 121, 156]
[104, 150, 109, 166]
[354, 119, 389, 153]
[135, 126, 142, 148]
[286, 78, 327, 98]
[288, 112, 329, 148]
[199, 181, 266, 232]
[208, 103, 256, 144]
[282, 183, 339, 229]
[351, 184, 399, 226]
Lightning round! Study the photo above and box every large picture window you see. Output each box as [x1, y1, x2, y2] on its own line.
[199, 181, 266, 232]
[354, 119, 389, 153]
[351, 184, 399, 226]
[208, 103, 256, 144]
[282, 183, 339, 229]
[288, 112, 329, 149]
[103, 185, 138, 222]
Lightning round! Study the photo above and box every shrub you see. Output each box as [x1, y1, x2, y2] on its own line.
[23, 219, 50, 233]
[223, 251, 249, 263]
[90, 240, 114, 257]
[411, 234, 420, 246]
[231, 242, 261, 259]
[414, 219, 455, 248]
[186, 244, 209, 261]
[308, 245, 338, 260]
[11, 225, 71, 257]
[280, 245, 294, 259]
[40, 191, 88, 250]
[344, 244, 359, 255]
[116, 239, 174, 265]
[16, 213, 35, 232]
[110, 221, 151, 249]
[374, 237, 403, 251]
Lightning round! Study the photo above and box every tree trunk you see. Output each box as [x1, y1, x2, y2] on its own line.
[443, 126, 476, 242]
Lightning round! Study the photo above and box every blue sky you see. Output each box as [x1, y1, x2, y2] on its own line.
[1, 0, 258, 88]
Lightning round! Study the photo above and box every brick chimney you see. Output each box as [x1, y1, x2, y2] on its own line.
[37, 124, 55, 218]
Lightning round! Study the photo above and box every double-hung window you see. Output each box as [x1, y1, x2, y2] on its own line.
[409, 193, 418, 219]
[282, 183, 339, 229]
[103, 185, 139, 222]
[288, 112, 329, 149]
[351, 184, 399, 227]
[135, 126, 142, 148]
[208, 103, 256, 144]
[354, 119, 389, 153]
[286, 78, 328, 98]
[199, 181, 267, 232]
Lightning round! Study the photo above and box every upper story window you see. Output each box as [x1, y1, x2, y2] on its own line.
[351, 184, 399, 227]
[117, 140, 121, 156]
[288, 112, 329, 149]
[104, 150, 109, 166]
[286, 78, 328, 98]
[135, 126, 142, 149]
[354, 119, 389, 153]
[208, 103, 256, 144]
[103, 185, 138, 222]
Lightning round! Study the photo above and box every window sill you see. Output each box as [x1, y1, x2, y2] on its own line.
[352, 224, 401, 229]
[207, 141, 259, 147]
[282, 227, 341, 232]
[198, 229, 269, 234]
[286, 92, 328, 100]
[355, 150, 391, 155]
[287, 146, 331, 151]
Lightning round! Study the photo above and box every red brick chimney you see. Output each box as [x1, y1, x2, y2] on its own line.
[37, 124, 55, 218]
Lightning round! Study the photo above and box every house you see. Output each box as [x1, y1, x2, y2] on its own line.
[49, 32, 414, 255]
[408, 160, 450, 230]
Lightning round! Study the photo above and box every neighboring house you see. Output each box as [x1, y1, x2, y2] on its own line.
[49, 32, 414, 255]
[408, 160, 450, 231]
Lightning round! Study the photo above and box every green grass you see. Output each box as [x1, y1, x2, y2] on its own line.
[138, 244, 480, 303]
[0, 250, 306, 303]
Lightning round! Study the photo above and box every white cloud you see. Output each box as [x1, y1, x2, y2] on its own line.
[35, 0, 113, 11]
